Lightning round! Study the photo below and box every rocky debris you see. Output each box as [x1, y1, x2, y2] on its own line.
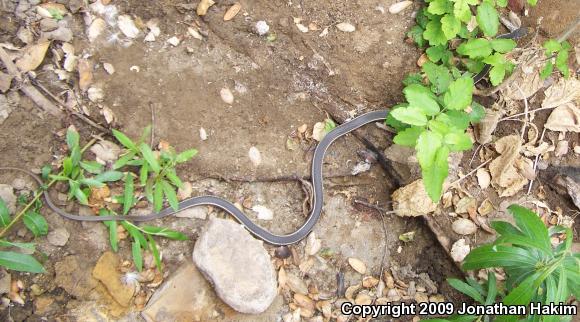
[142, 263, 219, 322]
[47, 227, 70, 246]
[0, 184, 16, 213]
[255, 20, 270, 35]
[193, 218, 277, 314]
[220, 87, 234, 104]
[54, 255, 98, 298]
[34, 296, 56, 315]
[450, 239, 470, 262]
[92, 252, 135, 307]
[336, 22, 356, 32]
[451, 218, 478, 235]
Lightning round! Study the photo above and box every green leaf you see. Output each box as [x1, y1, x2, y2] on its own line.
[463, 244, 538, 270]
[148, 235, 163, 272]
[113, 152, 136, 170]
[139, 143, 160, 173]
[385, 104, 410, 131]
[428, 0, 450, 15]
[324, 119, 336, 133]
[153, 183, 164, 212]
[166, 170, 183, 189]
[423, 19, 448, 46]
[444, 132, 473, 151]
[161, 180, 179, 211]
[428, 120, 451, 136]
[132, 239, 143, 272]
[66, 128, 80, 150]
[407, 25, 425, 47]
[422, 61, 451, 94]
[94, 171, 124, 183]
[439, 110, 470, 130]
[491, 39, 517, 53]
[0, 198, 10, 227]
[489, 64, 507, 86]
[452, 0, 478, 23]
[393, 127, 424, 147]
[457, 38, 492, 59]
[140, 226, 188, 240]
[422, 145, 449, 201]
[99, 209, 118, 252]
[468, 102, 485, 123]
[448, 278, 485, 303]
[496, 0, 507, 7]
[80, 161, 104, 174]
[79, 178, 105, 188]
[112, 129, 137, 151]
[41, 165, 52, 180]
[503, 271, 542, 305]
[485, 272, 497, 305]
[390, 106, 428, 126]
[0, 251, 45, 273]
[491, 221, 522, 236]
[443, 77, 473, 110]
[543, 39, 562, 54]
[555, 48, 570, 78]
[123, 173, 134, 215]
[507, 205, 551, 252]
[175, 148, 198, 163]
[73, 185, 88, 205]
[139, 162, 149, 186]
[441, 14, 461, 39]
[464, 58, 486, 74]
[404, 84, 440, 116]
[426, 45, 452, 64]
[416, 131, 443, 169]
[0, 240, 35, 251]
[23, 211, 48, 237]
[540, 61, 554, 80]
[403, 73, 423, 86]
[62, 157, 73, 177]
[476, 2, 499, 37]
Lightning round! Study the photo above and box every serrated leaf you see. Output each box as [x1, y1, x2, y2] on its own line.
[457, 38, 492, 58]
[123, 173, 134, 215]
[491, 39, 517, 53]
[543, 39, 561, 54]
[426, 45, 452, 64]
[428, 0, 451, 15]
[23, 211, 48, 237]
[422, 61, 452, 94]
[555, 48, 570, 78]
[404, 84, 440, 115]
[0, 251, 45, 273]
[139, 143, 160, 173]
[468, 102, 486, 123]
[175, 148, 198, 163]
[464, 58, 486, 73]
[391, 106, 429, 126]
[452, 0, 478, 23]
[161, 180, 179, 211]
[540, 61, 554, 80]
[443, 77, 473, 110]
[441, 14, 461, 39]
[423, 19, 448, 46]
[385, 104, 410, 131]
[476, 2, 499, 37]
[444, 132, 473, 151]
[132, 239, 143, 272]
[496, 0, 507, 7]
[112, 129, 137, 151]
[393, 127, 424, 147]
[428, 120, 451, 135]
[439, 110, 470, 130]
[489, 64, 506, 86]
[0, 199, 10, 227]
[422, 145, 449, 201]
[403, 73, 423, 86]
[407, 25, 425, 47]
[416, 131, 443, 169]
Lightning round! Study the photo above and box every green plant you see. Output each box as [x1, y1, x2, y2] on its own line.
[425, 205, 578, 322]
[540, 39, 572, 79]
[392, 0, 555, 202]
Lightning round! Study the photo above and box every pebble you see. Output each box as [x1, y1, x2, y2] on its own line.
[199, 127, 208, 141]
[248, 146, 262, 166]
[167, 36, 180, 46]
[40, 18, 59, 32]
[255, 20, 270, 35]
[220, 87, 234, 104]
[10, 178, 26, 190]
[193, 217, 277, 313]
[0, 269, 11, 294]
[450, 239, 470, 262]
[47, 228, 70, 246]
[103, 63, 115, 75]
[87, 87, 104, 102]
[451, 218, 477, 235]
[177, 182, 192, 200]
[175, 207, 207, 220]
[389, 1, 413, 14]
[252, 205, 273, 220]
[88, 18, 106, 42]
[92, 252, 135, 307]
[336, 22, 356, 32]
[0, 184, 16, 213]
[348, 257, 366, 274]
[118, 15, 139, 38]
[43, 26, 73, 42]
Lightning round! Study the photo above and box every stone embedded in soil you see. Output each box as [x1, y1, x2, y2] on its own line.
[0, 269, 11, 294]
[92, 252, 135, 307]
[54, 255, 98, 298]
[47, 227, 70, 246]
[175, 206, 207, 219]
[142, 263, 219, 322]
[0, 184, 16, 213]
[193, 217, 277, 314]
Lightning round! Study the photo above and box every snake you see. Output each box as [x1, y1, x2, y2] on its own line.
[1, 28, 527, 246]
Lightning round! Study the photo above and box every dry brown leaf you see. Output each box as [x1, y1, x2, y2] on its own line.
[392, 179, 437, 216]
[502, 54, 543, 100]
[0, 72, 12, 92]
[77, 59, 93, 92]
[544, 103, 580, 133]
[542, 78, 580, 110]
[196, 0, 215, 16]
[489, 135, 528, 197]
[15, 41, 50, 72]
[224, 2, 241, 21]
[475, 108, 502, 144]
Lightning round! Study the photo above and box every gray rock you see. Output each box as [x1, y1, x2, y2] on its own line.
[47, 227, 70, 246]
[40, 18, 59, 32]
[0, 269, 11, 294]
[175, 207, 207, 219]
[193, 218, 277, 314]
[42, 26, 73, 42]
[11, 178, 27, 190]
[0, 184, 16, 213]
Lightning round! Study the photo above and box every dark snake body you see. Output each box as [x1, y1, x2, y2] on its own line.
[1, 28, 527, 245]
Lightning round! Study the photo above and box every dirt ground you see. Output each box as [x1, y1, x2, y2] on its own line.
[0, 0, 578, 321]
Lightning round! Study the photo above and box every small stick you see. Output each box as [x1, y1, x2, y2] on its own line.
[527, 127, 546, 194]
[499, 106, 558, 121]
[449, 159, 492, 187]
[515, 84, 529, 141]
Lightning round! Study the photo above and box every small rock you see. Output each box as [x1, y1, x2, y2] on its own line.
[34, 296, 55, 315]
[88, 18, 106, 42]
[450, 239, 470, 262]
[305, 233, 321, 256]
[175, 207, 207, 219]
[47, 228, 70, 246]
[193, 218, 277, 314]
[0, 184, 16, 213]
[103, 63, 115, 75]
[167, 36, 181, 46]
[476, 168, 491, 189]
[92, 252, 135, 307]
[54, 256, 98, 298]
[118, 15, 139, 38]
[455, 197, 476, 214]
[0, 72, 12, 93]
[177, 182, 192, 200]
[199, 128, 208, 141]
[40, 18, 59, 32]
[312, 122, 326, 141]
[43, 26, 73, 42]
[0, 269, 11, 294]
[255, 20, 270, 35]
[285, 272, 308, 295]
[252, 205, 273, 220]
[87, 87, 104, 102]
[90, 140, 121, 164]
[0, 95, 13, 124]
[348, 257, 366, 274]
[17, 27, 33, 44]
[249, 146, 262, 166]
[223, 3, 241, 21]
[392, 180, 437, 217]
[336, 22, 356, 32]
[451, 218, 477, 235]
[220, 87, 234, 104]
[389, 1, 413, 14]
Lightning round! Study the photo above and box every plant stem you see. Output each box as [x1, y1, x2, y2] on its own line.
[0, 138, 97, 238]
